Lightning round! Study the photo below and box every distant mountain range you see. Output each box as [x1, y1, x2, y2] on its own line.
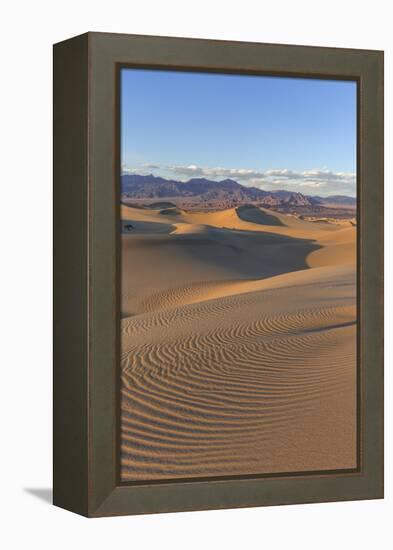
[121, 174, 356, 208]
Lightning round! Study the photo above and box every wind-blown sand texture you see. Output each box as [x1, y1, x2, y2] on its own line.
[120, 204, 357, 481]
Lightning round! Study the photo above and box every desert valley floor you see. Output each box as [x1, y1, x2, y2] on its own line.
[120, 203, 357, 481]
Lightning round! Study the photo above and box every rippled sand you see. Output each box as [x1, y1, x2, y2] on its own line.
[120, 205, 357, 481]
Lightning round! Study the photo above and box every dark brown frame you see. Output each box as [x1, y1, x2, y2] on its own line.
[53, 32, 384, 517]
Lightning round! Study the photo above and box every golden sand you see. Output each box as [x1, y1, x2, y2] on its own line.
[120, 204, 357, 480]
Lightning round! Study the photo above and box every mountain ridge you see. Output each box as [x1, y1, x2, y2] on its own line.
[121, 174, 356, 208]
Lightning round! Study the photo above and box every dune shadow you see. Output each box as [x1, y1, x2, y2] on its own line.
[236, 205, 285, 227]
[178, 229, 321, 279]
[127, 225, 322, 282]
[121, 219, 175, 235]
[146, 201, 177, 210]
[159, 207, 182, 216]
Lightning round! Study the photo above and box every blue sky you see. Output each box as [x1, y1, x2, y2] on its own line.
[121, 68, 357, 197]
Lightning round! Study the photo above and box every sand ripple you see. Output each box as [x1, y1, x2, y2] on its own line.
[120, 205, 357, 481]
[121, 269, 356, 480]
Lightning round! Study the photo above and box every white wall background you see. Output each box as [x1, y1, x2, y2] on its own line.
[1, 1, 391, 548]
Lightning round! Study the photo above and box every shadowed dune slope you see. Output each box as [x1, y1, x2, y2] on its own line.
[120, 204, 357, 481]
[120, 227, 321, 317]
[236, 204, 286, 226]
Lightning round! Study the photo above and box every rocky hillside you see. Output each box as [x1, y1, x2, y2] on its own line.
[121, 174, 355, 208]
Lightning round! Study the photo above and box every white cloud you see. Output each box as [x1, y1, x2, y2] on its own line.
[301, 169, 355, 183]
[167, 164, 265, 181]
[142, 163, 161, 169]
[122, 163, 356, 197]
[265, 169, 302, 179]
[122, 165, 141, 174]
[299, 181, 327, 188]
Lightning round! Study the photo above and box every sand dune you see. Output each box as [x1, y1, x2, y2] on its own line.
[120, 204, 357, 480]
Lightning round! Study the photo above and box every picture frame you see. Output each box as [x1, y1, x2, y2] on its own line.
[53, 32, 383, 517]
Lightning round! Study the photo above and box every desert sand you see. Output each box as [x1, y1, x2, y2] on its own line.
[120, 203, 357, 481]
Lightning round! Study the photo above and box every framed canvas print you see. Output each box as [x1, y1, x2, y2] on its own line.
[53, 32, 383, 517]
